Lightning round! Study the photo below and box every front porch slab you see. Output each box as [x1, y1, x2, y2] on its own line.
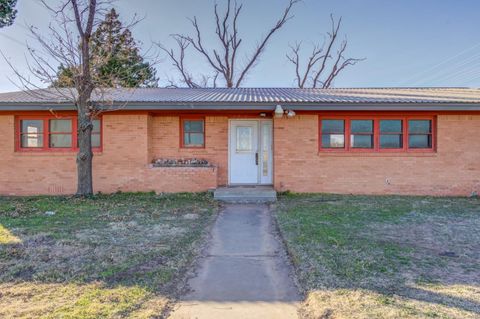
[214, 186, 277, 203]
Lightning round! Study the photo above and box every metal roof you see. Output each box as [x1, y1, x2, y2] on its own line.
[1, 87, 480, 111]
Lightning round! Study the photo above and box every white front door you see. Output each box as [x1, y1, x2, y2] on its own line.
[229, 120, 273, 185]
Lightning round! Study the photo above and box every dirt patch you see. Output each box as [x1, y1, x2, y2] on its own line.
[369, 212, 480, 286]
[183, 213, 199, 220]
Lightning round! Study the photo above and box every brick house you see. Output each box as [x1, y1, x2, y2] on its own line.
[1, 87, 479, 196]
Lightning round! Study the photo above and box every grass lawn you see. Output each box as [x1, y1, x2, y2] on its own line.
[0, 192, 218, 319]
[275, 193, 480, 319]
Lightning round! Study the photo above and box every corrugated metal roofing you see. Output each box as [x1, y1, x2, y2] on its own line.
[1, 87, 480, 105]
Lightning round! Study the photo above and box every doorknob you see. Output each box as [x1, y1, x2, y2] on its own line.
[255, 152, 259, 165]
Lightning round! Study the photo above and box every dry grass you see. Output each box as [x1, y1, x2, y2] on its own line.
[275, 193, 480, 319]
[0, 282, 165, 319]
[0, 192, 218, 318]
[303, 286, 480, 319]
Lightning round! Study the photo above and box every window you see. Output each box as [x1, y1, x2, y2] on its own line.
[321, 119, 345, 148]
[236, 126, 253, 152]
[91, 119, 102, 148]
[20, 120, 44, 148]
[76, 119, 101, 148]
[49, 119, 73, 148]
[350, 120, 373, 149]
[182, 118, 205, 148]
[380, 120, 403, 149]
[17, 116, 102, 151]
[408, 120, 432, 149]
[319, 116, 434, 152]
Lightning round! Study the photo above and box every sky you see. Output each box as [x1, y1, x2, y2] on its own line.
[0, 0, 479, 92]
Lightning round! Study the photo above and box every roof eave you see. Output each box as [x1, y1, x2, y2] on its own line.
[1, 101, 480, 111]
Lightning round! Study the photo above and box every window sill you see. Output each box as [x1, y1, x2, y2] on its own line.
[180, 146, 206, 149]
[317, 151, 437, 157]
[14, 150, 103, 157]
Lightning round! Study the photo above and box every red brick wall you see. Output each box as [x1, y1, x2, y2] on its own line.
[149, 116, 229, 186]
[0, 115, 76, 195]
[2, 112, 479, 196]
[273, 114, 480, 196]
[0, 114, 217, 195]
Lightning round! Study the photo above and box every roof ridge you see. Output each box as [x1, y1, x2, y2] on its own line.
[122, 86, 478, 91]
[2, 86, 477, 93]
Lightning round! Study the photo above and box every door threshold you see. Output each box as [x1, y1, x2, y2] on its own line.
[227, 184, 273, 188]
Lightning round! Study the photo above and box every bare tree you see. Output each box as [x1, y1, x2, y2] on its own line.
[159, 0, 300, 88]
[160, 37, 216, 88]
[3, 0, 136, 196]
[286, 15, 364, 88]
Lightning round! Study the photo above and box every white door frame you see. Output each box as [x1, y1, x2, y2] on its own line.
[228, 119, 273, 185]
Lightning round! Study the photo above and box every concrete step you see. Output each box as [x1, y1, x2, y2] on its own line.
[214, 186, 277, 203]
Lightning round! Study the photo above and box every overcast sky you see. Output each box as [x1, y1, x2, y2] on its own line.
[0, 0, 479, 92]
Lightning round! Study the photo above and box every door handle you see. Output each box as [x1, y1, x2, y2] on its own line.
[255, 152, 259, 165]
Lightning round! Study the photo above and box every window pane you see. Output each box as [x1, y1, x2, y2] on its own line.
[50, 134, 72, 148]
[351, 134, 373, 148]
[409, 135, 432, 148]
[321, 120, 344, 133]
[184, 133, 204, 146]
[92, 134, 101, 148]
[92, 119, 101, 133]
[184, 120, 203, 133]
[21, 134, 43, 148]
[50, 119, 71, 133]
[380, 120, 402, 133]
[380, 135, 403, 148]
[21, 120, 43, 134]
[21, 120, 44, 147]
[190, 133, 204, 145]
[351, 120, 373, 133]
[409, 120, 431, 134]
[322, 134, 345, 148]
[236, 127, 252, 151]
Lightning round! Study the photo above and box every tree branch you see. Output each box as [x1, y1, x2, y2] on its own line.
[157, 37, 201, 88]
[287, 14, 364, 88]
[161, 0, 300, 87]
[235, 0, 300, 86]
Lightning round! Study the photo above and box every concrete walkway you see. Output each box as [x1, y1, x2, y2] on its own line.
[169, 204, 300, 319]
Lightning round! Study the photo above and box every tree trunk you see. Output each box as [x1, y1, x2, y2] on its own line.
[74, 0, 96, 196]
[76, 109, 94, 196]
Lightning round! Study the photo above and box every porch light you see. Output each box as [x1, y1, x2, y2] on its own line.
[287, 110, 296, 118]
[274, 104, 284, 118]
